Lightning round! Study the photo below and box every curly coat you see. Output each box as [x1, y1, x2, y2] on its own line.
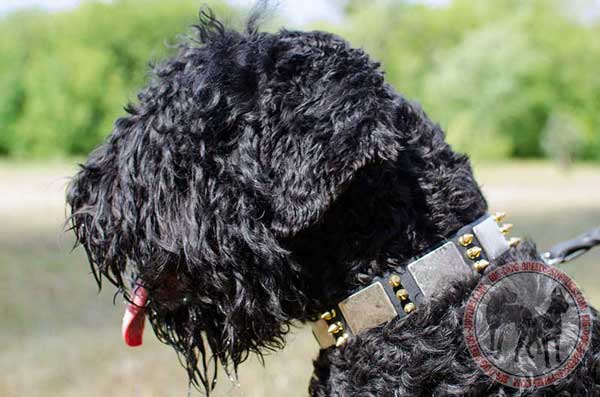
[66, 10, 600, 396]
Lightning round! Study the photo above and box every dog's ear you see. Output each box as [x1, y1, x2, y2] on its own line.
[552, 286, 565, 298]
[261, 33, 404, 237]
[267, 120, 402, 237]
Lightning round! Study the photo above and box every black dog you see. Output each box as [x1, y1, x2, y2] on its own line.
[486, 288, 531, 354]
[67, 10, 600, 396]
[513, 286, 570, 367]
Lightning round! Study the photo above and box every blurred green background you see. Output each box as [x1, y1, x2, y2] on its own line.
[0, 0, 599, 396]
[1, 0, 600, 163]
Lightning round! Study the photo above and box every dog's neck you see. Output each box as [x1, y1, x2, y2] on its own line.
[288, 144, 488, 315]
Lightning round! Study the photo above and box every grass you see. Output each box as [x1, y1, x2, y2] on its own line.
[1, 161, 599, 396]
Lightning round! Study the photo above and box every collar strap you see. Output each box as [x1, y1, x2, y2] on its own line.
[312, 212, 519, 349]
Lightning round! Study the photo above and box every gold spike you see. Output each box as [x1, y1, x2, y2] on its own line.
[499, 223, 513, 235]
[509, 237, 522, 247]
[335, 333, 349, 347]
[466, 246, 482, 260]
[327, 321, 344, 334]
[403, 302, 416, 314]
[389, 274, 402, 288]
[493, 211, 507, 222]
[458, 233, 474, 247]
[320, 310, 336, 321]
[473, 259, 490, 272]
[395, 288, 409, 301]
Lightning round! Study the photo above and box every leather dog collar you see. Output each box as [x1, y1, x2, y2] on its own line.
[312, 213, 518, 349]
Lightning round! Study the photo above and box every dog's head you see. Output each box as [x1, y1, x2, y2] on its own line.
[551, 286, 570, 313]
[67, 10, 486, 390]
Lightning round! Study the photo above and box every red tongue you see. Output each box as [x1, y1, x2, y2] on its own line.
[122, 284, 148, 347]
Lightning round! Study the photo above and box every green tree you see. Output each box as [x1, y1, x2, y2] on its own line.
[324, 0, 600, 162]
[1, 0, 599, 161]
[0, 0, 235, 157]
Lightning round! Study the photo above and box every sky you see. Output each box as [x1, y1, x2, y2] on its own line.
[0, 0, 81, 14]
[228, 0, 345, 25]
[2, 0, 597, 25]
[0, 0, 347, 24]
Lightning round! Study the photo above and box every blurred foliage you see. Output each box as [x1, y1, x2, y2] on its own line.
[542, 111, 586, 169]
[0, 0, 599, 161]
[0, 0, 234, 157]
[330, 0, 600, 161]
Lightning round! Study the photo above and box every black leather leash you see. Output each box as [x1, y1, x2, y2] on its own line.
[542, 226, 600, 266]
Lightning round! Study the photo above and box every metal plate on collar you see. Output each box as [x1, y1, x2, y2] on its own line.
[473, 216, 509, 260]
[407, 241, 471, 299]
[311, 319, 336, 349]
[338, 282, 397, 335]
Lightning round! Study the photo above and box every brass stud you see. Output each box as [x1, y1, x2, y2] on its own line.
[466, 246, 482, 260]
[458, 233, 474, 247]
[335, 333, 349, 347]
[403, 302, 416, 314]
[320, 310, 336, 321]
[509, 237, 522, 247]
[473, 259, 490, 272]
[499, 223, 513, 235]
[389, 274, 402, 288]
[327, 321, 344, 334]
[493, 211, 507, 222]
[395, 288, 409, 301]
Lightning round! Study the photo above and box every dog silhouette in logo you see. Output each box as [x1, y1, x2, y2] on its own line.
[514, 286, 570, 367]
[486, 287, 533, 355]
[486, 285, 570, 367]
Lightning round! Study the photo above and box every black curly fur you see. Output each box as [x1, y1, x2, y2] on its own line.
[66, 9, 600, 396]
[309, 243, 600, 397]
